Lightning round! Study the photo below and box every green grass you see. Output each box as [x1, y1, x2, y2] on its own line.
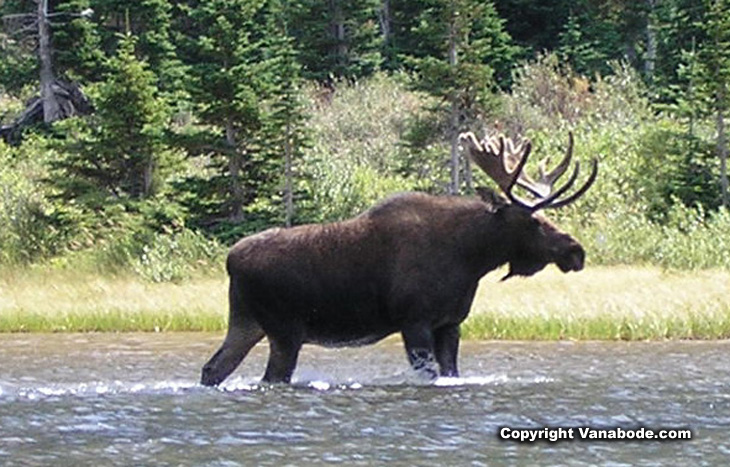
[1, 266, 729, 338]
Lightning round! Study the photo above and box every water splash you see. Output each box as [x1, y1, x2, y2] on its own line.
[0, 371, 556, 401]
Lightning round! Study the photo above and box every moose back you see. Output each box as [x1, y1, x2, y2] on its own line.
[201, 132, 597, 385]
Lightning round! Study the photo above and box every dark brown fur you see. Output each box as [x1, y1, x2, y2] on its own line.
[201, 189, 584, 385]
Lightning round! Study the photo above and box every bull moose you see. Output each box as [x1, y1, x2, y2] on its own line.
[201, 132, 598, 385]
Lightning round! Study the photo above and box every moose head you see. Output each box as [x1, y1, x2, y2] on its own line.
[460, 131, 598, 279]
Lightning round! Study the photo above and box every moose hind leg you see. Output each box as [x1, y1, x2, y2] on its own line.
[401, 324, 438, 380]
[434, 324, 460, 377]
[201, 281, 265, 386]
[201, 322, 265, 386]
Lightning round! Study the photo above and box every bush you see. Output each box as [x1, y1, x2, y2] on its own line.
[132, 229, 224, 283]
[490, 53, 729, 270]
[0, 138, 64, 264]
[298, 74, 422, 222]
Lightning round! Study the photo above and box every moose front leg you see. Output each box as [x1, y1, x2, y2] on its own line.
[401, 324, 438, 380]
[434, 324, 460, 377]
[262, 333, 303, 384]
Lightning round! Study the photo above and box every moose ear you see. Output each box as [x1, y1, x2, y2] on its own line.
[476, 187, 508, 212]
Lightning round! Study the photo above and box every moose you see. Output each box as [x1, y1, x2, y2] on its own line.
[201, 131, 598, 385]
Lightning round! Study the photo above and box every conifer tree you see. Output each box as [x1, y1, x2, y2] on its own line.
[285, 0, 382, 81]
[174, 0, 298, 230]
[266, 0, 308, 227]
[406, 0, 517, 194]
[698, 0, 730, 207]
[53, 33, 170, 202]
[90, 0, 186, 97]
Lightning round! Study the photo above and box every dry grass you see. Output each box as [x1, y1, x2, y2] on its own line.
[0, 269, 227, 332]
[465, 265, 730, 340]
[1, 266, 729, 338]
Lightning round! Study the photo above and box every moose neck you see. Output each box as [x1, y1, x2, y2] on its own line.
[449, 203, 519, 280]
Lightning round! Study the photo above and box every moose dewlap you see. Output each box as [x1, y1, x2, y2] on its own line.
[201, 132, 598, 385]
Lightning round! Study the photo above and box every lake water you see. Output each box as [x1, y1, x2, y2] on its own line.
[0, 333, 728, 465]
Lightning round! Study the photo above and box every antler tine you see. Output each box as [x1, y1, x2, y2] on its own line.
[543, 131, 573, 185]
[505, 138, 531, 194]
[461, 130, 598, 212]
[518, 132, 573, 198]
[531, 160, 581, 210]
[542, 158, 598, 210]
[490, 134, 537, 208]
[459, 132, 533, 210]
[499, 136, 550, 198]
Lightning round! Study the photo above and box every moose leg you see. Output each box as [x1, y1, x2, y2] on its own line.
[201, 281, 265, 386]
[201, 322, 265, 386]
[434, 324, 460, 377]
[401, 324, 438, 380]
[262, 332, 303, 384]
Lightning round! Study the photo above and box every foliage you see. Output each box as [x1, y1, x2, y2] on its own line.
[52, 34, 173, 202]
[556, 13, 608, 77]
[298, 74, 420, 222]
[0, 138, 63, 264]
[403, 0, 518, 194]
[285, 0, 382, 81]
[173, 0, 296, 230]
[1, 0, 730, 280]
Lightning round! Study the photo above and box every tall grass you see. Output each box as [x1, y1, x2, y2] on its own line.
[0, 269, 227, 332]
[463, 266, 730, 340]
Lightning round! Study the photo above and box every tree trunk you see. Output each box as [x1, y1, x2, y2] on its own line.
[284, 120, 294, 227]
[226, 122, 245, 222]
[464, 153, 473, 192]
[143, 159, 154, 198]
[379, 0, 391, 45]
[329, 0, 347, 67]
[644, 0, 657, 81]
[448, 13, 460, 195]
[718, 93, 729, 208]
[449, 101, 460, 195]
[38, 0, 61, 123]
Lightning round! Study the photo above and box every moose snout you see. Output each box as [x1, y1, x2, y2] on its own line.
[557, 245, 585, 272]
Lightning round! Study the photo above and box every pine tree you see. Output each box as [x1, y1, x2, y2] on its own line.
[668, 0, 730, 209]
[53, 33, 170, 202]
[557, 13, 606, 76]
[699, 0, 730, 207]
[285, 0, 382, 81]
[405, 0, 517, 194]
[174, 0, 287, 229]
[266, 1, 308, 227]
[52, 0, 105, 82]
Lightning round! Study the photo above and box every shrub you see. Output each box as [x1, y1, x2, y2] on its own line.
[0, 138, 64, 264]
[298, 74, 422, 222]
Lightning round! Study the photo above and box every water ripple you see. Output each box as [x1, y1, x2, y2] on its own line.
[0, 335, 729, 465]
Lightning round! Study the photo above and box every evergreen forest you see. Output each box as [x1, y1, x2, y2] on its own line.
[1, 0, 730, 279]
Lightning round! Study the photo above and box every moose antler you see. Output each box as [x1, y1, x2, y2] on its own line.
[459, 131, 598, 211]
